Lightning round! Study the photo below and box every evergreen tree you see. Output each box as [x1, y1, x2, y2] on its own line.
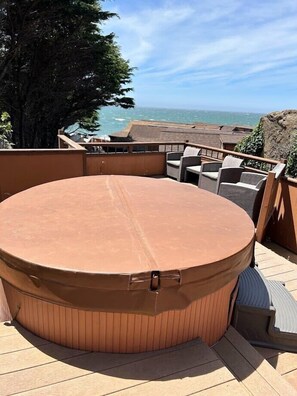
[0, 0, 134, 148]
[0, 111, 12, 148]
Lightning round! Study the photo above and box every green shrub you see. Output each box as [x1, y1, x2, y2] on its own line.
[0, 112, 12, 148]
[234, 121, 268, 171]
[287, 132, 297, 178]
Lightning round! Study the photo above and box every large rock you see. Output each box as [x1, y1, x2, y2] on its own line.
[262, 110, 297, 160]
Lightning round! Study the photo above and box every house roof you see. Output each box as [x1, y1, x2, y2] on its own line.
[110, 120, 252, 148]
[220, 134, 246, 144]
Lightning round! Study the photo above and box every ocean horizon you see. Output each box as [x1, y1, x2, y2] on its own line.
[96, 106, 263, 137]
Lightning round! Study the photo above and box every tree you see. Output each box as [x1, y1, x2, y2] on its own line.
[234, 121, 268, 171]
[0, 111, 12, 148]
[0, 0, 134, 148]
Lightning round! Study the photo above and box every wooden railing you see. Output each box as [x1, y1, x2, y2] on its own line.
[79, 141, 185, 154]
[255, 163, 286, 243]
[57, 134, 87, 151]
[268, 175, 297, 253]
[186, 143, 279, 172]
[78, 139, 279, 172]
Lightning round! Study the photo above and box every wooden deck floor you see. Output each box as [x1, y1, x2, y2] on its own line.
[0, 242, 297, 395]
[254, 242, 297, 392]
[1, 322, 296, 396]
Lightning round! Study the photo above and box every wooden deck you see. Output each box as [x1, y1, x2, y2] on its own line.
[254, 242, 297, 391]
[0, 242, 297, 395]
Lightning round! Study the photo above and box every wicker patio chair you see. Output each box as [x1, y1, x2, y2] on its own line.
[198, 155, 244, 194]
[166, 146, 201, 182]
[218, 172, 267, 223]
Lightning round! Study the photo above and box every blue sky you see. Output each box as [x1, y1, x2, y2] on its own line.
[103, 0, 297, 113]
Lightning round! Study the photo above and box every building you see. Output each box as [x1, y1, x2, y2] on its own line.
[109, 120, 253, 150]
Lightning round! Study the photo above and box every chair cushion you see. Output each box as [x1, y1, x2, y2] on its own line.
[202, 171, 219, 180]
[183, 146, 200, 157]
[222, 155, 243, 168]
[167, 160, 181, 167]
[186, 165, 201, 175]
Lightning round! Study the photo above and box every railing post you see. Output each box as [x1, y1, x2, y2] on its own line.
[256, 172, 275, 242]
[256, 164, 286, 243]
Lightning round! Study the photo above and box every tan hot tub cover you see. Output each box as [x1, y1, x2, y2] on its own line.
[0, 175, 255, 315]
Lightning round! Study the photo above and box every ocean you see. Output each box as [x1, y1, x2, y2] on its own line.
[97, 106, 263, 136]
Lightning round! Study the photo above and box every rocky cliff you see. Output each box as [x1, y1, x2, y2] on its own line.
[261, 110, 297, 161]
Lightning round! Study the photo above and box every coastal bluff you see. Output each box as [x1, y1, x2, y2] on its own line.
[261, 109, 297, 160]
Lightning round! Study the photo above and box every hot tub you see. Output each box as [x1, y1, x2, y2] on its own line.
[0, 175, 255, 352]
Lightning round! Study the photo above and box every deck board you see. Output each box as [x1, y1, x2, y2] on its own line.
[0, 332, 49, 354]
[0, 343, 88, 375]
[285, 371, 297, 391]
[214, 337, 278, 395]
[20, 360, 235, 396]
[0, 333, 242, 396]
[266, 352, 297, 375]
[213, 327, 296, 396]
[110, 361, 237, 396]
[285, 279, 297, 292]
[256, 350, 297, 393]
[191, 380, 251, 395]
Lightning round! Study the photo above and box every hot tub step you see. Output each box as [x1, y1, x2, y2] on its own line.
[232, 266, 297, 352]
[267, 280, 297, 336]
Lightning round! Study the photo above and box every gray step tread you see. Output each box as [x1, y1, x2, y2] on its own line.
[237, 266, 272, 310]
[268, 280, 297, 335]
[234, 266, 297, 351]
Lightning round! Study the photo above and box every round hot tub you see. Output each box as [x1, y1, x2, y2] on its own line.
[0, 175, 254, 352]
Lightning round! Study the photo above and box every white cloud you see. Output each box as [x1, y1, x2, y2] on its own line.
[102, 0, 297, 110]
[104, 2, 195, 64]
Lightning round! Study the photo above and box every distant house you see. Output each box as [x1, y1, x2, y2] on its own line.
[65, 130, 97, 143]
[109, 120, 253, 150]
[65, 131, 110, 143]
[219, 134, 247, 151]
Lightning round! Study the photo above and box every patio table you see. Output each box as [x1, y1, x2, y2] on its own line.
[0, 175, 255, 352]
